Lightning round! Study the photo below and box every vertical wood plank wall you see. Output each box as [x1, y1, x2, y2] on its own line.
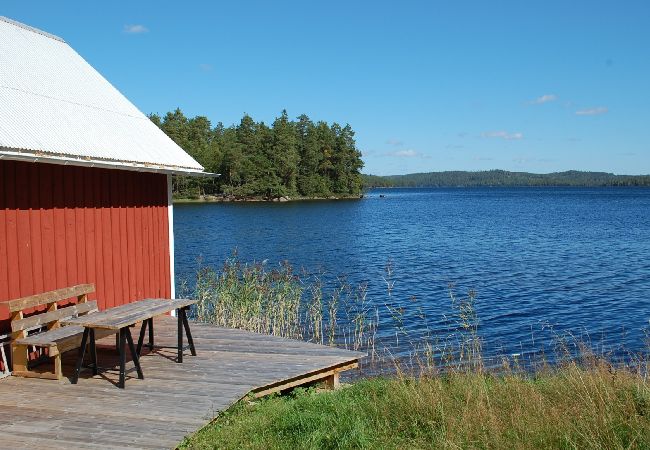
[0, 159, 171, 333]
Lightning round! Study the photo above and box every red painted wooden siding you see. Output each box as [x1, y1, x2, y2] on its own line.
[0, 159, 171, 333]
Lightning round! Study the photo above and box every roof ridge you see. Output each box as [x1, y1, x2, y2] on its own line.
[0, 16, 65, 43]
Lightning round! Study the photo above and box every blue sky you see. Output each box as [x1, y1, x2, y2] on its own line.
[3, 1, 649, 175]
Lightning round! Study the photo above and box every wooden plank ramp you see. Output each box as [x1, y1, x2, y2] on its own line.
[0, 316, 364, 449]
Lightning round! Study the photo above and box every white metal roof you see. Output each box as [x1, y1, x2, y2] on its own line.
[0, 16, 205, 174]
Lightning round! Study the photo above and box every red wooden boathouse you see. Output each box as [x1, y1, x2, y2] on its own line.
[0, 16, 206, 351]
[0, 21, 367, 448]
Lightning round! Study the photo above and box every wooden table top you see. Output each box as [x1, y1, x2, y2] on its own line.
[62, 298, 197, 330]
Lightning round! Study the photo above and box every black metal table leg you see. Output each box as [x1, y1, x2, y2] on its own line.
[137, 318, 156, 356]
[124, 327, 144, 380]
[89, 329, 98, 375]
[181, 307, 197, 356]
[118, 328, 126, 388]
[137, 320, 148, 356]
[177, 309, 183, 363]
[148, 318, 154, 350]
[72, 328, 90, 384]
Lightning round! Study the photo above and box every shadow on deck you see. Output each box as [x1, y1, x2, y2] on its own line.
[0, 316, 364, 449]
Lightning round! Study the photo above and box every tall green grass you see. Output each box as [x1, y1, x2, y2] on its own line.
[182, 362, 650, 449]
[181, 257, 650, 449]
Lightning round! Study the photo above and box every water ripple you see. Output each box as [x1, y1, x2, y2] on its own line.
[174, 187, 650, 359]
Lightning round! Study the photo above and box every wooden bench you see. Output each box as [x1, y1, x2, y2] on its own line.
[1, 284, 114, 380]
[0, 331, 10, 379]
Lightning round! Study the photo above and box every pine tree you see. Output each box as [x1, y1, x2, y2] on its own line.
[271, 110, 299, 196]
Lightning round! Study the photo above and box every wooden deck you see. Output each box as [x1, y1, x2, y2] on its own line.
[0, 316, 364, 449]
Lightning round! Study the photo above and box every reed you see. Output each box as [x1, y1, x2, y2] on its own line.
[185, 256, 648, 377]
[185, 257, 379, 353]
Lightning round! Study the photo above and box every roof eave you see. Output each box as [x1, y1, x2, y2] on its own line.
[0, 148, 217, 177]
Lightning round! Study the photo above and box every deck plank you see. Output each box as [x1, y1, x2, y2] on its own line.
[0, 316, 363, 449]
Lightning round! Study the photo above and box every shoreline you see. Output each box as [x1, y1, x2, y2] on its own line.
[173, 194, 365, 204]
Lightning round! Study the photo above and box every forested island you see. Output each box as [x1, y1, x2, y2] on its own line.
[150, 109, 364, 200]
[364, 170, 650, 188]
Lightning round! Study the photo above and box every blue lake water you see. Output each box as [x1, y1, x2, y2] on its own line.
[174, 188, 650, 362]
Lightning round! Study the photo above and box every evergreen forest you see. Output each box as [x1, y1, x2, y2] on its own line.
[150, 109, 364, 199]
[363, 170, 650, 188]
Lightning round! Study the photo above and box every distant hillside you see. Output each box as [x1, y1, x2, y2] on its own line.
[363, 170, 650, 188]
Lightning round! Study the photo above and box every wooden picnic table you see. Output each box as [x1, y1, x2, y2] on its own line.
[62, 298, 197, 388]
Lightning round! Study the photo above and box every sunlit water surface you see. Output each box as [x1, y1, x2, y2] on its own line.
[175, 188, 650, 362]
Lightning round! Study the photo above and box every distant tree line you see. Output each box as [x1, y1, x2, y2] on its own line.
[149, 109, 364, 199]
[364, 170, 650, 188]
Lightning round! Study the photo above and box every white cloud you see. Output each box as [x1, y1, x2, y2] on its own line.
[385, 138, 403, 146]
[123, 24, 149, 34]
[199, 63, 214, 72]
[393, 149, 418, 157]
[575, 106, 608, 116]
[384, 149, 428, 158]
[530, 94, 557, 104]
[481, 131, 524, 140]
